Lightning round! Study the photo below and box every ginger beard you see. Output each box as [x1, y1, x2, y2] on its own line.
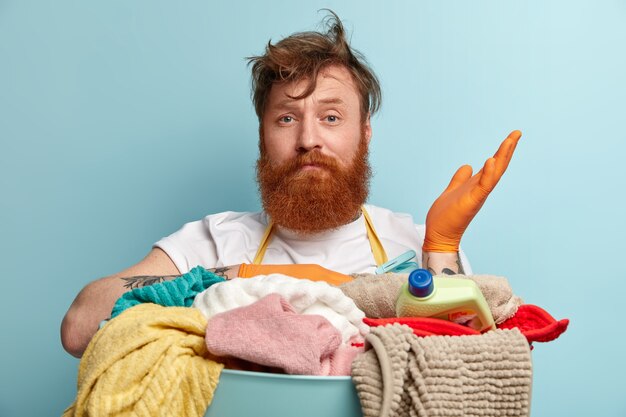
[256, 132, 372, 235]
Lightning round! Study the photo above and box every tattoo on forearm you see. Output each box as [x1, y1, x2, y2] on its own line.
[207, 267, 231, 279]
[121, 275, 178, 289]
[456, 256, 465, 275]
[423, 252, 465, 275]
[441, 256, 464, 275]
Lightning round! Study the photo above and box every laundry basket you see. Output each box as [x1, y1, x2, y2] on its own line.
[204, 369, 363, 417]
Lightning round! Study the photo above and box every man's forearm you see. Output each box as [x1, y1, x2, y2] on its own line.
[422, 251, 465, 275]
[60, 266, 240, 358]
[61, 274, 178, 358]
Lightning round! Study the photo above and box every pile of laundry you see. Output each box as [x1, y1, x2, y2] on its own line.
[63, 266, 568, 417]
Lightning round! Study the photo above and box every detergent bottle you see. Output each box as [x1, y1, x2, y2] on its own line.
[395, 269, 496, 332]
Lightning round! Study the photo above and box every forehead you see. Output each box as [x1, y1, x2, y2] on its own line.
[266, 65, 360, 109]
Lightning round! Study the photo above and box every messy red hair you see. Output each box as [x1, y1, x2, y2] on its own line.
[247, 10, 382, 122]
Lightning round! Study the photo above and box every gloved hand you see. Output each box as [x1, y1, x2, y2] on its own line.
[423, 130, 522, 253]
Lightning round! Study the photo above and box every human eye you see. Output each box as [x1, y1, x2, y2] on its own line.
[324, 114, 340, 123]
[278, 115, 295, 124]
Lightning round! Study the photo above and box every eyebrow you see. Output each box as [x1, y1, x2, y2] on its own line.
[273, 97, 348, 110]
[318, 97, 347, 106]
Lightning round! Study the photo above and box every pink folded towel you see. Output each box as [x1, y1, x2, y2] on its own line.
[205, 294, 361, 375]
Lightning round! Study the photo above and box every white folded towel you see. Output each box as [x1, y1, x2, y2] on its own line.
[192, 274, 369, 343]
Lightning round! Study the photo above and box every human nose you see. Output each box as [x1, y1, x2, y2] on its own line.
[296, 117, 322, 153]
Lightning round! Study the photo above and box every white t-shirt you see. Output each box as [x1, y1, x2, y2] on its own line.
[154, 204, 471, 275]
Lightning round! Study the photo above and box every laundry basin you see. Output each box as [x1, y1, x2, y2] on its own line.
[204, 369, 363, 417]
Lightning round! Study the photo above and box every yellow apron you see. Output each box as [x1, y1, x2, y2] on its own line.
[252, 206, 389, 267]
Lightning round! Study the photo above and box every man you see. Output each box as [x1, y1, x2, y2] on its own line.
[61, 13, 520, 358]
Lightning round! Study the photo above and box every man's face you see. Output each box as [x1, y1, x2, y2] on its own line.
[261, 64, 371, 170]
[257, 65, 373, 234]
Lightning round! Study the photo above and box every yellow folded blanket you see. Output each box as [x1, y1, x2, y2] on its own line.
[63, 304, 223, 417]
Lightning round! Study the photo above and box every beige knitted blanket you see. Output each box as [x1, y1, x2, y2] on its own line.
[351, 325, 532, 417]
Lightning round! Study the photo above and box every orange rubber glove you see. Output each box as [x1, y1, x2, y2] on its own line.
[423, 130, 522, 253]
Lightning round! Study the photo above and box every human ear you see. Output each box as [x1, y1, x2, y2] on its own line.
[363, 113, 372, 144]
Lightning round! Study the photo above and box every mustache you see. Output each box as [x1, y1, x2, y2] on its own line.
[284, 151, 340, 173]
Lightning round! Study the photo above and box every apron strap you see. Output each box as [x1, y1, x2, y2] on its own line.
[361, 206, 389, 267]
[252, 206, 388, 267]
[252, 219, 274, 265]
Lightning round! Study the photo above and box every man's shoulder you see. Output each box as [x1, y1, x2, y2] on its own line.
[201, 209, 263, 222]
[364, 203, 424, 234]
[364, 204, 417, 222]
[171, 209, 266, 236]
[201, 209, 268, 230]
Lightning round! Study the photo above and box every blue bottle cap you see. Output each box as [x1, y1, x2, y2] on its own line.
[408, 269, 434, 298]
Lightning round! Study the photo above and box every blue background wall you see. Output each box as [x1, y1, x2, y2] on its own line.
[1, 1, 624, 416]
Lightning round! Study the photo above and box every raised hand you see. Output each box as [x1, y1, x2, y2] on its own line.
[423, 130, 522, 253]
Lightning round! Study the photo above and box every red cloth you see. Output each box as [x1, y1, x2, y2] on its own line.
[497, 304, 569, 343]
[365, 304, 569, 346]
[363, 316, 480, 337]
